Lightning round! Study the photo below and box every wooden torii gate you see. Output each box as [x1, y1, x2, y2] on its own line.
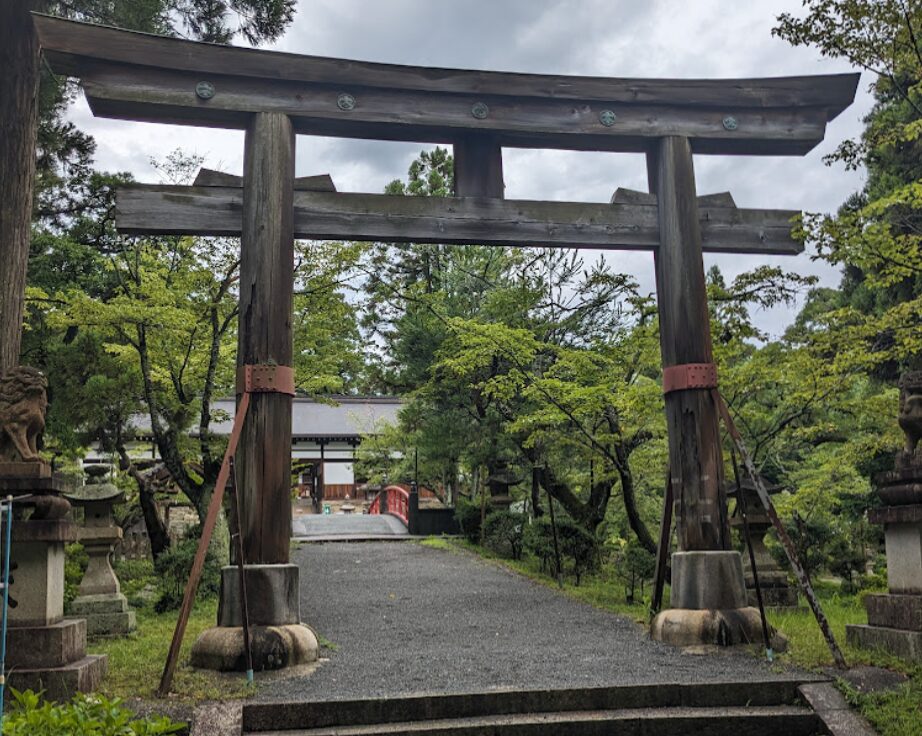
[34, 13, 858, 670]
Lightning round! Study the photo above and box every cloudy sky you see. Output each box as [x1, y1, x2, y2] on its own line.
[67, 0, 873, 337]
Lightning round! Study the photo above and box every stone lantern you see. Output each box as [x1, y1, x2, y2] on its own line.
[728, 477, 798, 609]
[0, 366, 106, 698]
[847, 371, 922, 660]
[65, 465, 136, 636]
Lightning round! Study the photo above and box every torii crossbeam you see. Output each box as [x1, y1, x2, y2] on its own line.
[33, 12, 858, 678]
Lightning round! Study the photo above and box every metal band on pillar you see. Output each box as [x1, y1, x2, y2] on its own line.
[235, 364, 296, 396]
[662, 363, 717, 394]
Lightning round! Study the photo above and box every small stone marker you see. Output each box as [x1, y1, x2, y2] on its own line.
[65, 465, 137, 636]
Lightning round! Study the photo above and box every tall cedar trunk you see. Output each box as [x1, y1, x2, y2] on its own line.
[0, 1, 42, 372]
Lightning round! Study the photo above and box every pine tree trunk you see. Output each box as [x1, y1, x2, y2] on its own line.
[0, 1, 42, 372]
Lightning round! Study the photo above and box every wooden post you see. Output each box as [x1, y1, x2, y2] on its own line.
[453, 134, 504, 198]
[650, 136, 728, 552]
[237, 112, 295, 565]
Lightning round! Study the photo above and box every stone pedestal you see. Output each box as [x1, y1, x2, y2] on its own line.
[651, 551, 768, 647]
[729, 480, 798, 609]
[190, 563, 317, 672]
[1, 466, 107, 700]
[65, 473, 136, 637]
[847, 500, 922, 661]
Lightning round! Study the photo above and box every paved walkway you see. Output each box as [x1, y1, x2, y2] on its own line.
[292, 514, 409, 541]
[258, 542, 811, 701]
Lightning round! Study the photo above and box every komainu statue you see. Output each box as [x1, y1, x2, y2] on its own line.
[0, 366, 48, 463]
[898, 370, 922, 461]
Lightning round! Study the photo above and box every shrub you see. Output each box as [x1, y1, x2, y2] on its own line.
[454, 496, 483, 543]
[3, 689, 184, 735]
[483, 511, 525, 560]
[113, 557, 157, 608]
[64, 543, 88, 610]
[153, 527, 222, 613]
[524, 516, 599, 585]
[614, 540, 656, 603]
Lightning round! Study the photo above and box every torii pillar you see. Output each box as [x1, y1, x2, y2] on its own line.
[648, 137, 763, 647]
[191, 112, 319, 671]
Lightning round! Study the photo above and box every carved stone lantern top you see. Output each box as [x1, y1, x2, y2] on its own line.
[65, 465, 124, 529]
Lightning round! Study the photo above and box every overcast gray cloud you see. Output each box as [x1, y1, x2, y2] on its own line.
[66, 0, 873, 337]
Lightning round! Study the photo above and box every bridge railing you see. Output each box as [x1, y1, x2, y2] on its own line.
[385, 485, 410, 526]
[366, 484, 460, 536]
[366, 485, 409, 526]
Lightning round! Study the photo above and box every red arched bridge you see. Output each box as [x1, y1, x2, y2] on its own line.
[292, 485, 459, 540]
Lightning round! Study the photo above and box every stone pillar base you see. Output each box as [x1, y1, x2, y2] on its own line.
[651, 606, 768, 647]
[651, 550, 782, 648]
[192, 563, 318, 672]
[7, 655, 108, 702]
[70, 593, 137, 637]
[846, 592, 922, 662]
[847, 624, 922, 661]
[190, 623, 318, 672]
[6, 619, 107, 701]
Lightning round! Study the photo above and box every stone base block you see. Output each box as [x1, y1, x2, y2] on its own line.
[70, 593, 137, 636]
[70, 612, 137, 637]
[847, 624, 922, 662]
[7, 619, 87, 669]
[7, 654, 107, 703]
[190, 624, 318, 672]
[670, 551, 748, 610]
[651, 606, 771, 647]
[865, 593, 922, 631]
[70, 592, 129, 615]
[748, 586, 799, 609]
[218, 564, 300, 627]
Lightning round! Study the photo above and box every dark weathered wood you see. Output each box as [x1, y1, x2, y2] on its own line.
[193, 167, 336, 192]
[612, 189, 735, 208]
[32, 15, 858, 156]
[653, 136, 728, 552]
[116, 185, 802, 255]
[71, 64, 832, 155]
[237, 112, 294, 565]
[33, 14, 860, 115]
[651, 474, 674, 615]
[0, 1, 42, 372]
[454, 135, 504, 197]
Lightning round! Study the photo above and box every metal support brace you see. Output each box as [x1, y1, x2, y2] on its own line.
[158, 364, 295, 696]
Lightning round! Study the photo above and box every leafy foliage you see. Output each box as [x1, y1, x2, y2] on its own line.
[523, 515, 599, 585]
[482, 510, 526, 560]
[2, 689, 183, 735]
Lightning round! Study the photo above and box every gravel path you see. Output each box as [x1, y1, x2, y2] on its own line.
[259, 541, 809, 701]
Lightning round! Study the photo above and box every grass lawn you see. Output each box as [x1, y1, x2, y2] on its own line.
[87, 599, 253, 702]
[423, 536, 922, 736]
[768, 592, 922, 736]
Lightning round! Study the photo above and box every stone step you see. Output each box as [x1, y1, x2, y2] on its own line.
[248, 705, 820, 736]
[242, 680, 820, 733]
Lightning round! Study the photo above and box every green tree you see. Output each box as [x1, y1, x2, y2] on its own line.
[775, 1, 922, 376]
[1, 0, 296, 372]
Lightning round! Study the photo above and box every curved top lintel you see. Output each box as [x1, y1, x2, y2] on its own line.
[33, 13, 859, 120]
